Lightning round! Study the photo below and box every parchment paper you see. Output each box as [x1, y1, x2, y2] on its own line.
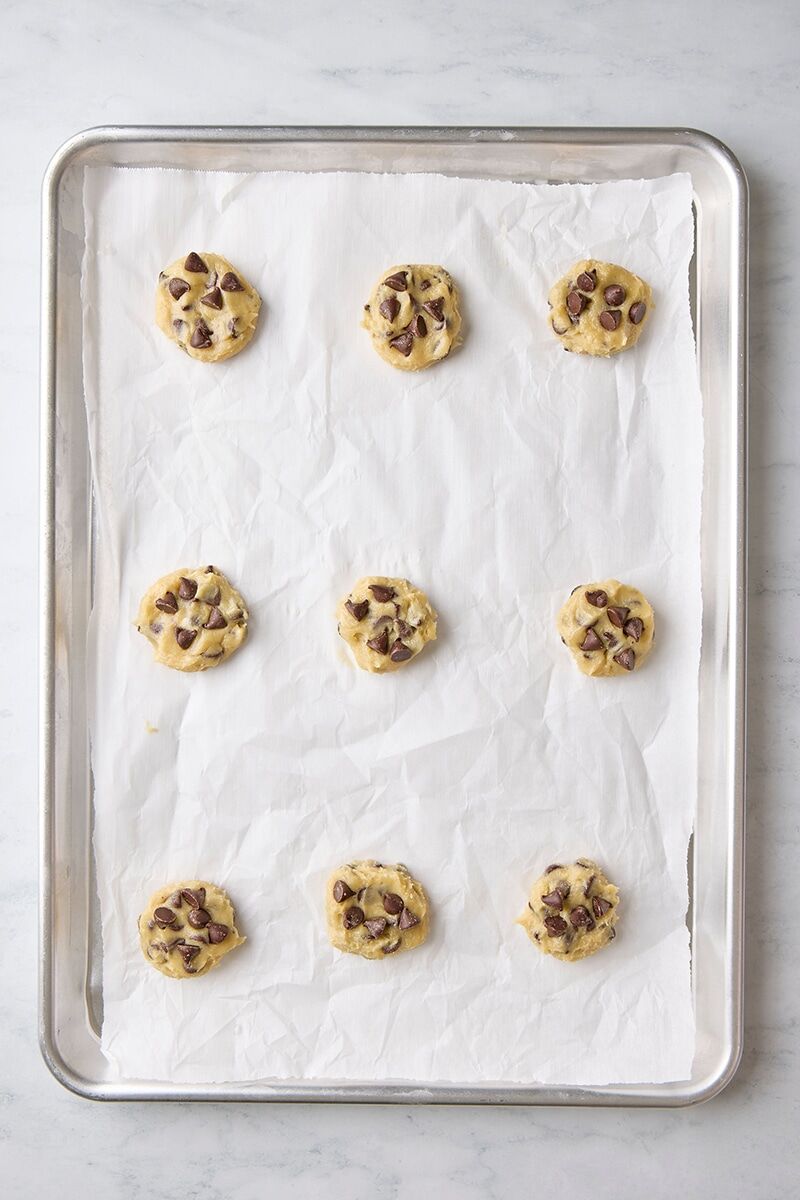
[81, 166, 701, 1085]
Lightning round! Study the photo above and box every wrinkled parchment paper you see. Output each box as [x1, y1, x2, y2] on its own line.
[81, 167, 700, 1085]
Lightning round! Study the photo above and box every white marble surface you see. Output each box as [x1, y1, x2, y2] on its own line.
[1, 0, 797, 1193]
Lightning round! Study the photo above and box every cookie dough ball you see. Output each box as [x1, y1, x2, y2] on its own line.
[362, 264, 462, 371]
[548, 260, 652, 356]
[136, 565, 248, 673]
[327, 860, 430, 959]
[336, 576, 437, 673]
[557, 579, 654, 677]
[139, 881, 245, 978]
[518, 859, 619, 962]
[155, 251, 261, 363]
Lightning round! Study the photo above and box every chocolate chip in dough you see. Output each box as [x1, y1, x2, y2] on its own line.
[345, 599, 369, 622]
[383, 272, 408, 291]
[599, 310, 622, 331]
[569, 905, 595, 930]
[629, 301, 647, 325]
[389, 331, 414, 356]
[204, 586, 221, 606]
[383, 893, 404, 915]
[541, 889, 565, 910]
[607, 606, 630, 628]
[379, 296, 401, 322]
[182, 887, 206, 908]
[175, 628, 197, 650]
[389, 639, 413, 662]
[583, 875, 596, 897]
[566, 290, 587, 316]
[168, 891, 183, 908]
[580, 628, 603, 652]
[603, 284, 626, 306]
[220, 272, 244, 292]
[177, 943, 201, 965]
[398, 908, 419, 931]
[184, 252, 208, 273]
[623, 617, 644, 642]
[200, 287, 224, 310]
[178, 577, 198, 601]
[207, 922, 229, 944]
[190, 319, 213, 349]
[155, 592, 179, 614]
[545, 864, 563, 873]
[172, 319, 186, 335]
[366, 628, 390, 655]
[576, 270, 597, 292]
[614, 648, 636, 671]
[585, 589, 608, 608]
[343, 905, 365, 929]
[187, 906, 212, 928]
[592, 896, 613, 918]
[153, 907, 177, 928]
[395, 619, 414, 639]
[168, 277, 190, 300]
[369, 584, 396, 603]
[364, 918, 388, 938]
[382, 940, 402, 955]
[408, 314, 427, 338]
[544, 915, 568, 937]
[203, 607, 227, 630]
[422, 298, 445, 325]
[332, 880, 354, 903]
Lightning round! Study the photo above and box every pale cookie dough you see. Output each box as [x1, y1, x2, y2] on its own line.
[548, 259, 652, 356]
[137, 565, 248, 673]
[155, 251, 261, 363]
[362, 264, 462, 371]
[139, 880, 245, 978]
[518, 859, 620, 962]
[557, 579, 655, 677]
[336, 576, 437, 673]
[326, 860, 430, 959]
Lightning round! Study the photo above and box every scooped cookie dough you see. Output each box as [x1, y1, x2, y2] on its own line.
[136, 565, 248, 673]
[326, 860, 430, 959]
[518, 859, 619, 962]
[139, 880, 245, 978]
[336, 576, 437, 673]
[155, 251, 261, 363]
[557, 579, 655, 676]
[362, 264, 462, 371]
[548, 260, 652, 356]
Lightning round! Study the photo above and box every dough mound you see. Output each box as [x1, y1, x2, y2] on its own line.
[155, 251, 261, 363]
[518, 859, 620, 962]
[326, 860, 430, 959]
[548, 259, 652, 356]
[557, 579, 655, 677]
[139, 880, 245, 978]
[336, 576, 437, 673]
[362, 264, 462, 371]
[136, 565, 248, 673]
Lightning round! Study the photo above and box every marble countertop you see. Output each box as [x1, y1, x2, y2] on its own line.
[2, 0, 797, 1194]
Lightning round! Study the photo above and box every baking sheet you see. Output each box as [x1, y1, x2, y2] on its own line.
[81, 166, 701, 1086]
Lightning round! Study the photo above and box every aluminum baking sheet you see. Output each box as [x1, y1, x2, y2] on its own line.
[39, 126, 747, 1105]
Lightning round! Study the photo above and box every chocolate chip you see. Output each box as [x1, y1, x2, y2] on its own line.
[220, 272, 244, 292]
[541, 889, 565, 910]
[398, 908, 419, 931]
[569, 905, 595, 930]
[566, 290, 587, 316]
[409, 314, 428, 338]
[203, 586, 221, 606]
[369, 585, 396, 602]
[177, 943, 201, 964]
[585, 589, 608, 608]
[364, 917, 388, 938]
[200, 287, 224, 310]
[623, 617, 644, 642]
[382, 940, 401, 954]
[607, 606, 629, 628]
[383, 271, 407, 291]
[389, 331, 414, 356]
[614, 648, 636, 671]
[207, 922, 229, 943]
[543, 915, 568, 937]
[175, 628, 197, 650]
[604, 284, 626, 305]
[366, 628, 390, 655]
[187, 907, 211, 928]
[629, 301, 647, 324]
[545, 863, 562, 873]
[389, 639, 413, 662]
[575, 859, 593, 868]
[576, 270, 597, 292]
[172, 319, 186, 334]
[602, 630, 618, 646]
[190, 319, 213, 348]
[379, 296, 401, 322]
[396, 619, 414, 638]
[371, 616, 393, 630]
[422, 298, 445, 324]
[155, 592, 179, 614]
[592, 896, 613, 918]
[584, 875, 596, 897]
[203, 607, 227, 630]
[168, 277, 190, 300]
[168, 891, 183, 907]
[153, 907, 177, 928]
[178, 577, 198, 601]
[343, 905, 364, 929]
[345, 599, 369, 621]
[419, 280, 431, 291]
[383, 893, 404, 915]
[181, 887, 206, 908]
[599, 309, 622, 331]
[580, 628, 603, 652]
[333, 880, 354, 903]
[184, 252, 208, 273]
